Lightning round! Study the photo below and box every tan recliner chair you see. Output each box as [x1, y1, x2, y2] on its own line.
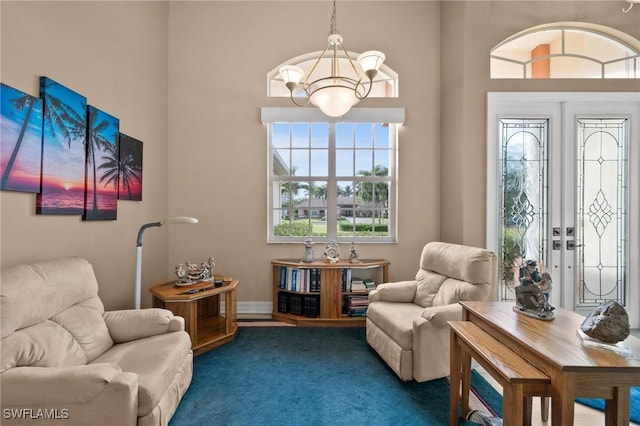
[0, 257, 193, 426]
[366, 242, 497, 382]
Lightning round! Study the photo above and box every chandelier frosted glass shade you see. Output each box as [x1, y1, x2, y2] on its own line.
[357, 51, 386, 78]
[309, 86, 360, 117]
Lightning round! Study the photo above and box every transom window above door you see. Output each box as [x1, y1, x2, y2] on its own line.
[491, 22, 640, 79]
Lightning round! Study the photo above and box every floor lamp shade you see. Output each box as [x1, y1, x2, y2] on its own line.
[134, 216, 198, 309]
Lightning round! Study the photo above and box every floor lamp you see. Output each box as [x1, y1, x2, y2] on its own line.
[135, 216, 198, 309]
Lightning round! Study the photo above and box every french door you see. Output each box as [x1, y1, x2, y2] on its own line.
[487, 92, 640, 327]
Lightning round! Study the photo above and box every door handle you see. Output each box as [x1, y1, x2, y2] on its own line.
[566, 241, 584, 250]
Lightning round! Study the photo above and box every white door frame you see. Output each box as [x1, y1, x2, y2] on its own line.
[487, 92, 640, 327]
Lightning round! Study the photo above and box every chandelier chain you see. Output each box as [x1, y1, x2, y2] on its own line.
[330, 0, 338, 35]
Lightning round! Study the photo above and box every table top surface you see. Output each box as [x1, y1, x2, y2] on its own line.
[460, 301, 640, 371]
[150, 277, 238, 301]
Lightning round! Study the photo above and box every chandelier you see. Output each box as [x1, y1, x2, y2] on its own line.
[278, 0, 385, 117]
[623, 0, 640, 12]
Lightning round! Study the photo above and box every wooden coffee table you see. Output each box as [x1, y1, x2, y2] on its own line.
[150, 277, 238, 355]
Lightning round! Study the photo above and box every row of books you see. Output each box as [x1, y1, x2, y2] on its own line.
[277, 292, 320, 317]
[277, 266, 321, 292]
[277, 266, 378, 294]
[277, 291, 374, 318]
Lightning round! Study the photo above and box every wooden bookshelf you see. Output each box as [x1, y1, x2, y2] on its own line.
[271, 259, 389, 327]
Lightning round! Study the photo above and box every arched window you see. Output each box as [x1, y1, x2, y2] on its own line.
[491, 22, 640, 79]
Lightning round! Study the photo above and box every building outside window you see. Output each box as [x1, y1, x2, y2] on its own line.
[267, 119, 399, 243]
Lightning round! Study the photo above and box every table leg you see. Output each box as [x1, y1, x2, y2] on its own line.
[604, 386, 630, 426]
[551, 373, 575, 426]
[460, 351, 471, 419]
[503, 384, 524, 426]
[449, 329, 462, 426]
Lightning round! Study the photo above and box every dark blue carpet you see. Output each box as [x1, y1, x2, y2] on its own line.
[170, 327, 502, 426]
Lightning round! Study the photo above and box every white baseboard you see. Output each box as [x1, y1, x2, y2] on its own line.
[221, 301, 273, 319]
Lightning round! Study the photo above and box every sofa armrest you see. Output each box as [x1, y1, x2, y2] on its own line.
[1, 365, 137, 426]
[369, 280, 417, 303]
[419, 303, 463, 327]
[1, 364, 136, 405]
[103, 308, 184, 343]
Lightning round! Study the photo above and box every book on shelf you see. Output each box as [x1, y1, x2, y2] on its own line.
[347, 306, 368, 317]
[363, 278, 376, 291]
[279, 266, 321, 293]
[277, 292, 320, 317]
[342, 269, 353, 291]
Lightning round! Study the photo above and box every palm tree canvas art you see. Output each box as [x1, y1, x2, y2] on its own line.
[0, 83, 44, 193]
[83, 105, 120, 221]
[117, 133, 142, 201]
[36, 77, 87, 215]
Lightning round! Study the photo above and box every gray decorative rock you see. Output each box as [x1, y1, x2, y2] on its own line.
[580, 301, 630, 344]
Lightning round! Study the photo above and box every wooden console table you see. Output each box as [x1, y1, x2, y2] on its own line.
[460, 301, 640, 426]
[150, 277, 238, 355]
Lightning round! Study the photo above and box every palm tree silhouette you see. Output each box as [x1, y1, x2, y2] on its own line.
[86, 107, 117, 211]
[40, 78, 85, 149]
[98, 141, 120, 191]
[1, 88, 40, 189]
[100, 139, 141, 199]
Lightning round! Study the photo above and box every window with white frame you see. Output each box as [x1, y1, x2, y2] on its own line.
[263, 109, 402, 243]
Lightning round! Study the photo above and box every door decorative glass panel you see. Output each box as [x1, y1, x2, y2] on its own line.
[498, 119, 548, 301]
[576, 118, 628, 307]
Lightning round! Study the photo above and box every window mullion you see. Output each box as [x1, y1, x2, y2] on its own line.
[326, 123, 337, 240]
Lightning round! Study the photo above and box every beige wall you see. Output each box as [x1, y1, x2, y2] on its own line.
[1, 1, 638, 312]
[0, 1, 172, 309]
[166, 1, 440, 309]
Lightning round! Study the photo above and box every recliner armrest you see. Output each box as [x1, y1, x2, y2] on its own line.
[369, 280, 417, 303]
[103, 308, 185, 343]
[419, 303, 463, 327]
[0, 364, 136, 405]
[1, 364, 138, 426]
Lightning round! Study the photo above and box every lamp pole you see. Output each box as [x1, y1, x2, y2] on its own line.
[135, 216, 198, 309]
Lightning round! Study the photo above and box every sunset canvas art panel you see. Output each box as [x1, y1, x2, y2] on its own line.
[37, 77, 87, 215]
[0, 83, 43, 193]
[117, 133, 142, 201]
[83, 105, 120, 221]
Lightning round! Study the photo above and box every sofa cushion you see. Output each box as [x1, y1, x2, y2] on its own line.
[1, 257, 103, 339]
[90, 331, 192, 417]
[0, 320, 87, 372]
[414, 270, 447, 308]
[433, 277, 490, 307]
[419, 242, 495, 286]
[366, 301, 424, 349]
[52, 298, 114, 362]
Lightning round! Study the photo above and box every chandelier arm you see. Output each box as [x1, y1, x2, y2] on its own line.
[354, 78, 375, 100]
[287, 91, 311, 108]
[304, 43, 333, 89]
[623, 2, 634, 12]
[339, 43, 362, 79]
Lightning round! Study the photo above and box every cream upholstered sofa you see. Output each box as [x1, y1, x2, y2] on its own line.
[366, 242, 497, 382]
[0, 257, 193, 426]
